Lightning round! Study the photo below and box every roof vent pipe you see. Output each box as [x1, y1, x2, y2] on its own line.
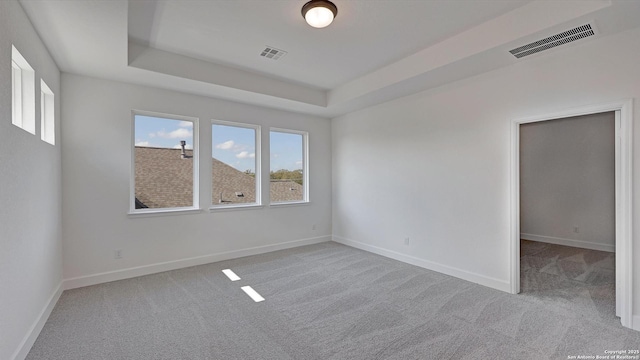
[180, 140, 186, 159]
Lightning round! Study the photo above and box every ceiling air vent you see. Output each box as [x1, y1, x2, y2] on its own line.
[509, 24, 596, 59]
[260, 46, 287, 60]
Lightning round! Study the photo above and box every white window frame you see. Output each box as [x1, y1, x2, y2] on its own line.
[210, 119, 262, 210]
[129, 110, 200, 216]
[269, 128, 309, 205]
[11, 45, 35, 134]
[40, 79, 55, 145]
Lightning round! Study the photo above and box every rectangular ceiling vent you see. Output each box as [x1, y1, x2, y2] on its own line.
[260, 46, 287, 60]
[509, 24, 596, 59]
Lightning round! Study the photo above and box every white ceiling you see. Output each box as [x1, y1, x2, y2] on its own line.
[128, 0, 531, 90]
[18, 0, 640, 118]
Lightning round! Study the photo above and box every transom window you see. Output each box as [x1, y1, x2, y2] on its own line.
[11, 45, 36, 134]
[40, 79, 55, 145]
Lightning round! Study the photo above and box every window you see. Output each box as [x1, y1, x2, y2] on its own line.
[12, 61, 21, 127]
[131, 112, 198, 212]
[40, 79, 55, 145]
[270, 129, 308, 204]
[11, 45, 35, 134]
[212, 121, 261, 207]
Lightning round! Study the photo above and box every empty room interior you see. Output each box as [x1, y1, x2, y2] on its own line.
[519, 112, 619, 324]
[2, 0, 640, 359]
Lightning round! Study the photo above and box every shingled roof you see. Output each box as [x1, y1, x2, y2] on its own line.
[134, 146, 303, 209]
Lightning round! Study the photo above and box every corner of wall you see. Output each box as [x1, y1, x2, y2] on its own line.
[10, 283, 63, 360]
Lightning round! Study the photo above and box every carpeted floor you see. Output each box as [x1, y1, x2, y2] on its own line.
[27, 242, 639, 360]
[520, 239, 618, 327]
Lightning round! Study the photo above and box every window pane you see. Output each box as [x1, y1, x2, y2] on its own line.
[11, 61, 22, 128]
[212, 123, 258, 205]
[40, 80, 55, 145]
[270, 131, 304, 203]
[134, 115, 195, 209]
[11, 46, 35, 134]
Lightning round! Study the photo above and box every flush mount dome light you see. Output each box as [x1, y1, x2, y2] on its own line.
[302, 0, 338, 28]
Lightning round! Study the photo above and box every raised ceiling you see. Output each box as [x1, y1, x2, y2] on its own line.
[18, 0, 640, 117]
[128, 0, 531, 90]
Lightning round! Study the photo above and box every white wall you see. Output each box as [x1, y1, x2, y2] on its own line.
[332, 27, 640, 314]
[520, 112, 615, 252]
[61, 74, 332, 285]
[0, 1, 62, 359]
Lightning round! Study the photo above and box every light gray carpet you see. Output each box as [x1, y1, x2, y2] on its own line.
[27, 242, 640, 360]
[520, 239, 619, 327]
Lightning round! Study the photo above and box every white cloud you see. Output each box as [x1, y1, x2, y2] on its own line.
[215, 140, 235, 150]
[154, 128, 192, 139]
[135, 141, 151, 147]
[172, 143, 193, 150]
[236, 151, 255, 159]
[295, 160, 303, 166]
[178, 121, 193, 128]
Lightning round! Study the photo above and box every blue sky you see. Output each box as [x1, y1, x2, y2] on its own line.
[270, 131, 303, 172]
[135, 116, 303, 171]
[134, 115, 194, 149]
[212, 124, 256, 173]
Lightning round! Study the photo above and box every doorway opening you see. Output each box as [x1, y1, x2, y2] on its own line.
[510, 100, 633, 329]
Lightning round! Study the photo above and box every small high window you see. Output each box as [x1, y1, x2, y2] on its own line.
[270, 129, 308, 204]
[11, 45, 35, 134]
[211, 121, 261, 207]
[40, 80, 55, 145]
[132, 112, 198, 212]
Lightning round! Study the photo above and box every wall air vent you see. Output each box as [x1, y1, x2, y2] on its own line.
[260, 46, 287, 60]
[509, 24, 596, 59]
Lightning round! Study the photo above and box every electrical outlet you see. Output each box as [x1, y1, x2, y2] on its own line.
[573, 227, 579, 233]
[404, 237, 410, 246]
[312, 224, 317, 231]
[114, 249, 123, 259]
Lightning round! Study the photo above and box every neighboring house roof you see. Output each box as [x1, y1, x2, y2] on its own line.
[135, 147, 302, 209]
[269, 181, 306, 202]
[135, 147, 194, 209]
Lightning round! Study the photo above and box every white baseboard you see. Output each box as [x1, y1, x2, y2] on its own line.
[520, 233, 615, 253]
[11, 282, 63, 360]
[332, 236, 511, 293]
[63, 235, 331, 290]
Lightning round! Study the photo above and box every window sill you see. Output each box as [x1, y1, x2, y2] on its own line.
[128, 208, 203, 218]
[269, 201, 310, 208]
[209, 204, 264, 212]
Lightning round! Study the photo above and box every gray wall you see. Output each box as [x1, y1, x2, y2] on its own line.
[520, 112, 615, 252]
[0, 1, 62, 359]
[61, 74, 332, 284]
[331, 26, 640, 315]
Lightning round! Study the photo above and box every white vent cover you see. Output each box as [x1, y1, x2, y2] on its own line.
[509, 24, 596, 59]
[260, 46, 287, 60]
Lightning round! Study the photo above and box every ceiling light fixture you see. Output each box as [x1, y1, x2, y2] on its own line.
[302, 0, 338, 29]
